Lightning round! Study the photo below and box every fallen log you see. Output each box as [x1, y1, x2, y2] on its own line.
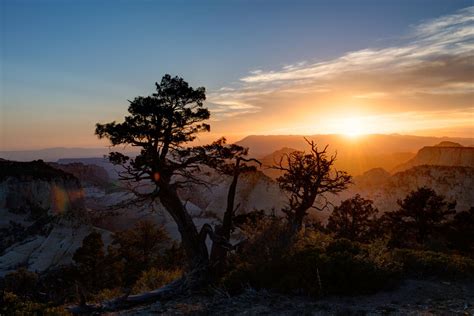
[68, 267, 208, 314]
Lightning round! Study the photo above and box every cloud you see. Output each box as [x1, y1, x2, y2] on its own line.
[353, 92, 387, 99]
[240, 6, 473, 84]
[209, 6, 473, 121]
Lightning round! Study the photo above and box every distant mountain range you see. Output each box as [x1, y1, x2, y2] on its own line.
[237, 134, 474, 176]
[0, 147, 137, 162]
[1, 134, 472, 177]
[236, 134, 474, 157]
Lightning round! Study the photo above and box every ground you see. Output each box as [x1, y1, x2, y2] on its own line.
[108, 279, 474, 315]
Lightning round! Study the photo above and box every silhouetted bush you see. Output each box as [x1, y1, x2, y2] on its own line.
[326, 195, 379, 243]
[382, 187, 456, 247]
[393, 249, 474, 280]
[223, 235, 399, 296]
[3, 268, 39, 299]
[107, 220, 173, 287]
[445, 207, 474, 253]
[0, 291, 70, 315]
[73, 231, 107, 295]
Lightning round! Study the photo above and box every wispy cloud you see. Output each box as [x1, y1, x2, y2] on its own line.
[210, 6, 473, 120]
[240, 6, 473, 84]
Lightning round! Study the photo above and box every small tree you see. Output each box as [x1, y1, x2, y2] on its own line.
[108, 220, 171, 286]
[383, 187, 456, 246]
[204, 138, 261, 274]
[95, 75, 256, 274]
[446, 207, 474, 252]
[73, 232, 106, 295]
[4, 268, 39, 299]
[326, 195, 379, 243]
[273, 138, 351, 234]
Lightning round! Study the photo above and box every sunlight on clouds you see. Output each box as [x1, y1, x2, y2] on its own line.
[353, 92, 387, 99]
[209, 6, 474, 137]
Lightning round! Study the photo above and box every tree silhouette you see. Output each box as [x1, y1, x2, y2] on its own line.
[382, 187, 456, 246]
[95, 75, 255, 274]
[108, 220, 171, 286]
[204, 138, 261, 275]
[326, 194, 379, 242]
[72, 232, 106, 297]
[273, 138, 351, 234]
[446, 207, 474, 252]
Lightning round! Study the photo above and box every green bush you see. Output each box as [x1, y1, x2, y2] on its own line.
[223, 238, 399, 297]
[393, 249, 474, 279]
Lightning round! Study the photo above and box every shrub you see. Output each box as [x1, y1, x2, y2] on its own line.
[236, 215, 290, 265]
[4, 268, 39, 298]
[445, 207, 474, 253]
[326, 195, 379, 243]
[223, 238, 399, 297]
[131, 268, 182, 294]
[382, 187, 456, 247]
[393, 249, 474, 280]
[94, 288, 124, 303]
[108, 220, 171, 287]
[0, 292, 70, 316]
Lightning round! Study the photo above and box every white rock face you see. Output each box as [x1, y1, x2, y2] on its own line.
[319, 165, 474, 223]
[0, 161, 110, 276]
[85, 169, 287, 240]
[392, 143, 474, 173]
[86, 163, 473, 233]
[0, 222, 110, 276]
[0, 177, 85, 217]
[178, 169, 287, 215]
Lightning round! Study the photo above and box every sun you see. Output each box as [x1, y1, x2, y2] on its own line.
[341, 117, 365, 138]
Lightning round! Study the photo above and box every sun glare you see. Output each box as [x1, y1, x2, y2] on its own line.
[341, 117, 365, 138]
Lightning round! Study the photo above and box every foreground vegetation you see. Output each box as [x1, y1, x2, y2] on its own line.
[1, 198, 473, 314]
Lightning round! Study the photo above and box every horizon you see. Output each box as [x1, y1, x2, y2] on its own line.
[1, 132, 473, 153]
[1, 0, 473, 150]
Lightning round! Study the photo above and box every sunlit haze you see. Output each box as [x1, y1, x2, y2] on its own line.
[1, 0, 473, 150]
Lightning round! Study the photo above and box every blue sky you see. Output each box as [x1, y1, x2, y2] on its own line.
[1, 0, 473, 149]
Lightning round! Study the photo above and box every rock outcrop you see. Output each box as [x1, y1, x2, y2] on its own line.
[0, 160, 109, 276]
[0, 160, 85, 216]
[392, 142, 474, 173]
[49, 162, 111, 188]
[336, 165, 474, 217]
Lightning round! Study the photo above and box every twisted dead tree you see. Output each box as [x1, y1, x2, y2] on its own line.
[70, 75, 259, 313]
[204, 138, 261, 276]
[273, 138, 352, 235]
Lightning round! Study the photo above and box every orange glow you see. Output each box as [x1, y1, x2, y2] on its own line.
[51, 185, 69, 214]
[339, 117, 366, 138]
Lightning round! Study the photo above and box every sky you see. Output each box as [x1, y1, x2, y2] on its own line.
[1, 0, 473, 150]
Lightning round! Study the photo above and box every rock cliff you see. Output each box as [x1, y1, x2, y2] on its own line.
[392, 142, 474, 173]
[0, 160, 109, 276]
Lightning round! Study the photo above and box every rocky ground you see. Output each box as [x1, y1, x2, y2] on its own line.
[110, 279, 474, 315]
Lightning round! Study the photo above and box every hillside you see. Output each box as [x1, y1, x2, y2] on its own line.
[236, 134, 474, 157]
[392, 142, 474, 173]
[237, 134, 473, 176]
[0, 160, 109, 276]
[350, 165, 474, 213]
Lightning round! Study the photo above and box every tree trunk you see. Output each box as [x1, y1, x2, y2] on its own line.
[69, 268, 206, 314]
[222, 161, 241, 239]
[289, 207, 306, 235]
[158, 184, 209, 269]
[210, 163, 241, 276]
